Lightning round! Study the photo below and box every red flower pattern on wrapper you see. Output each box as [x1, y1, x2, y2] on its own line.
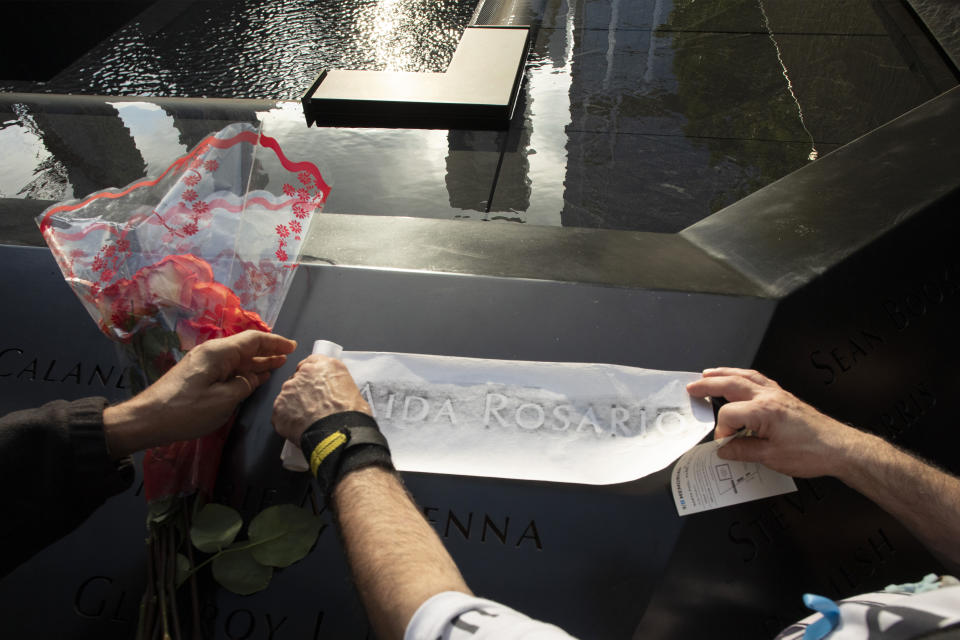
[89, 253, 270, 500]
[37, 123, 331, 501]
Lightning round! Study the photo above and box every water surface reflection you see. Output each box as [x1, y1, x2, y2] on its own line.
[0, 0, 954, 233]
[38, 0, 477, 100]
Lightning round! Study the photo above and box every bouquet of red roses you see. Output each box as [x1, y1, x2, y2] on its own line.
[39, 122, 328, 501]
[38, 123, 329, 637]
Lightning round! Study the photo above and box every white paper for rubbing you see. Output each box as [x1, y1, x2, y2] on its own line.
[281, 341, 715, 485]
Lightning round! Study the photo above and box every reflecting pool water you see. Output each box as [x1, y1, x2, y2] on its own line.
[0, 0, 956, 232]
[20, 0, 478, 99]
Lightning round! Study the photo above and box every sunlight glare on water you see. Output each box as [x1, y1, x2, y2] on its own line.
[49, 0, 477, 99]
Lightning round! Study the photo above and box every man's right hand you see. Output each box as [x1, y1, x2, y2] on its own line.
[685, 367, 864, 479]
[271, 355, 373, 444]
[689, 367, 960, 571]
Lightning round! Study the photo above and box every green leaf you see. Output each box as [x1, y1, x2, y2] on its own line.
[248, 505, 323, 568]
[212, 547, 272, 595]
[175, 553, 192, 589]
[190, 504, 243, 553]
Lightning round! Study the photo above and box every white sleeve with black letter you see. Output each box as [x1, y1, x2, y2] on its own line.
[405, 591, 578, 640]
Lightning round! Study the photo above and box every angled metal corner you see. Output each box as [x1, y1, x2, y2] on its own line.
[301, 26, 530, 130]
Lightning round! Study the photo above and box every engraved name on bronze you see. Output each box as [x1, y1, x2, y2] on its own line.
[823, 528, 896, 598]
[75, 577, 312, 638]
[223, 609, 290, 640]
[728, 478, 829, 563]
[809, 329, 885, 386]
[882, 258, 960, 333]
[73, 575, 132, 622]
[200, 599, 327, 640]
[423, 506, 543, 550]
[877, 381, 936, 441]
[0, 347, 126, 389]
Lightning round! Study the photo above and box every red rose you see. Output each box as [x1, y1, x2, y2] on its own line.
[136, 255, 215, 311]
[176, 317, 224, 351]
[189, 280, 239, 316]
[219, 304, 269, 336]
[94, 253, 271, 357]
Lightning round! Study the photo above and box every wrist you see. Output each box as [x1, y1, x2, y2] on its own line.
[300, 411, 393, 498]
[286, 415, 322, 444]
[103, 397, 157, 459]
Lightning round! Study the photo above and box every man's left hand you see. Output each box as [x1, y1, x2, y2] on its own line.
[104, 330, 297, 458]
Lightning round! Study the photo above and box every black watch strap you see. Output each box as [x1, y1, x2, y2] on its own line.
[300, 411, 392, 495]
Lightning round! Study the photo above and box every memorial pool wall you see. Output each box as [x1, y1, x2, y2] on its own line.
[1, 1, 960, 637]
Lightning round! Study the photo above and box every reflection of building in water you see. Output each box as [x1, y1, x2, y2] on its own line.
[561, 0, 720, 231]
[27, 101, 146, 199]
[3, 104, 73, 201]
[446, 126, 531, 218]
[169, 113, 259, 152]
[14, 100, 263, 200]
[447, 0, 582, 223]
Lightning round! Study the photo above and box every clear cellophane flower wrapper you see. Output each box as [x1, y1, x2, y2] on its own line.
[37, 123, 330, 502]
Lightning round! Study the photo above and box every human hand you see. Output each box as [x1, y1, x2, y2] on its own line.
[104, 330, 297, 458]
[272, 355, 372, 444]
[685, 367, 863, 478]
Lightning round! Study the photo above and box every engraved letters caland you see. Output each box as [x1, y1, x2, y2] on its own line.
[0, 346, 126, 389]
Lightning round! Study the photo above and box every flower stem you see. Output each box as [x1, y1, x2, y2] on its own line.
[183, 530, 287, 580]
[168, 527, 182, 640]
[184, 507, 202, 640]
[144, 534, 158, 639]
[158, 527, 170, 640]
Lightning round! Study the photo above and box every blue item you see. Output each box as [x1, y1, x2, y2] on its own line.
[802, 593, 841, 640]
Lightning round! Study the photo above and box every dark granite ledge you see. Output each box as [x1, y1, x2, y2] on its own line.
[300, 212, 764, 297]
[3, 195, 762, 298]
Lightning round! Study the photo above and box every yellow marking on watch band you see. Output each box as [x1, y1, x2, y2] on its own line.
[309, 432, 348, 478]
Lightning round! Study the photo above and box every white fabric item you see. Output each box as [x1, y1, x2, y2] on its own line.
[405, 591, 578, 640]
[775, 585, 960, 639]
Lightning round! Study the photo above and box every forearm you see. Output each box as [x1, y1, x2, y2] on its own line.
[333, 466, 471, 640]
[833, 430, 960, 569]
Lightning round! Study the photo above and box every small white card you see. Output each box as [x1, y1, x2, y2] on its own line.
[671, 436, 797, 515]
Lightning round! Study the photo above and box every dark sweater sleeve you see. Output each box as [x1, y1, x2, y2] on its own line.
[0, 397, 134, 577]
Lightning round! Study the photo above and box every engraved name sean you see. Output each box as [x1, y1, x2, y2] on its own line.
[359, 382, 690, 439]
[0, 347, 127, 388]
